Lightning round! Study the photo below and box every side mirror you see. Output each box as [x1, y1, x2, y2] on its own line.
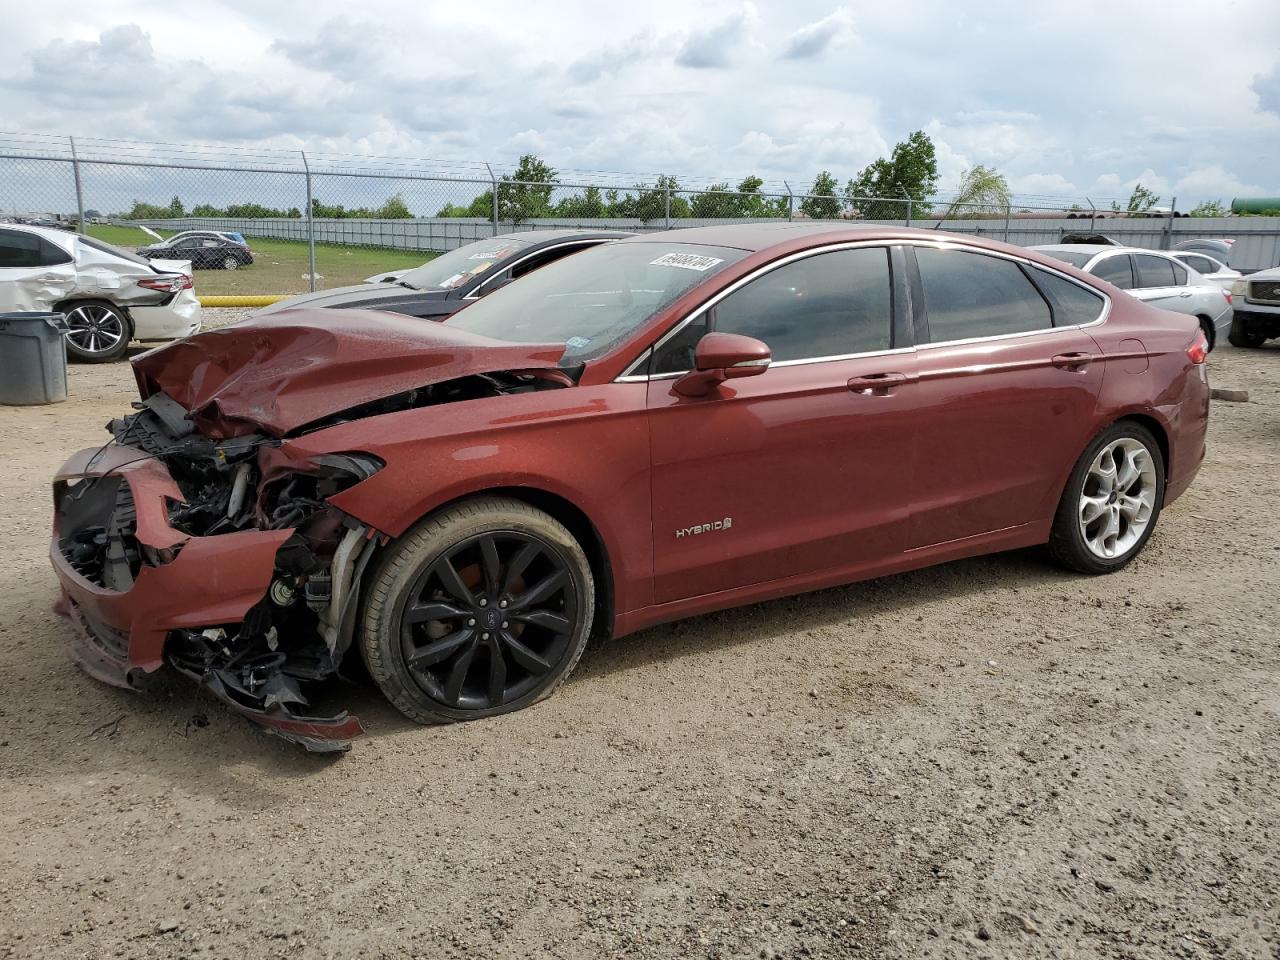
[673, 332, 771, 397]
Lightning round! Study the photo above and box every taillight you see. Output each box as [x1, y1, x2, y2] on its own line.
[1187, 330, 1208, 365]
[138, 274, 194, 293]
[1223, 290, 1232, 305]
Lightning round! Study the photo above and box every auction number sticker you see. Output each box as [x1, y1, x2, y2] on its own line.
[650, 252, 724, 271]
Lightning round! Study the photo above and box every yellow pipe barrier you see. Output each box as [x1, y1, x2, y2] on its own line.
[198, 294, 291, 308]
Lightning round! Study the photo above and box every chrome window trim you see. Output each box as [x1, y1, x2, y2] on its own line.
[461, 239, 618, 300]
[613, 237, 1112, 382]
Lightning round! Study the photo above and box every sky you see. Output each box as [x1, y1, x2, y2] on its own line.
[1, 0, 1279, 209]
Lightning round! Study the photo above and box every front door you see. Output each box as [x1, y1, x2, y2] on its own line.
[646, 245, 917, 605]
[0, 228, 75, 311]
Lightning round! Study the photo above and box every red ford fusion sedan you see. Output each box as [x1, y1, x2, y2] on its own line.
[50, 223, 1210, 751]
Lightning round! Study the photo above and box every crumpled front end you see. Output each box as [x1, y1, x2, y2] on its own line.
[50, 399, 381, 752]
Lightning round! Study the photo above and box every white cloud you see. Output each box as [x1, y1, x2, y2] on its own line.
[1252, 62, 1280, 116]
[780, 8, 855, 60]
[675, 3, 759, 69]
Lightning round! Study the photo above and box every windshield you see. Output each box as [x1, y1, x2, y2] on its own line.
[397, 238, 529, 291]
[446, 241, 746, 364]
[1036, 249, 1093, 268]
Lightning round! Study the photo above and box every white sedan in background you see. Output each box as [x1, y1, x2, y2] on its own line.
[0, 222, 201, 362]
[1168, 251, 1241, 293]
[1030, 244, 1234, 350]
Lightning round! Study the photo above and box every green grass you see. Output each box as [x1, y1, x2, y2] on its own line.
[84, 224, 436, 296]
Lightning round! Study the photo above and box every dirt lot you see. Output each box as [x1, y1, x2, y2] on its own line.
[1, 323, 1277, 960]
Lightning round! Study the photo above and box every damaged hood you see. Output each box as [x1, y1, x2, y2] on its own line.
[131, 308, 567, 438]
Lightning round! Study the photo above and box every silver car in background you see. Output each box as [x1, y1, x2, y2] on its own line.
[1168, 251, 1241, 293]
[0, 222, 201, 362]
[1030, 244, 1233, 350]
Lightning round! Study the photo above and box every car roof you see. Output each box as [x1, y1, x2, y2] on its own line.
[494, 229, 635, 244]
[615, 221, 1000, 253]
[1032, 244, 1179, 258]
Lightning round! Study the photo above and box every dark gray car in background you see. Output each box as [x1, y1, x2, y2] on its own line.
[258, 229, 633, 320]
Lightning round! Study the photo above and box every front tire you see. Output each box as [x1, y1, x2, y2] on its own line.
[222, 256, 239, 270]
[61, 300, 130, 363]
[1049, 422, 1165, 575]
[1227, 316, 1266, 348]
[361, 497, 595, 724]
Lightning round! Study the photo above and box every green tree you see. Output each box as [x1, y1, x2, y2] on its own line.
[555, 185, 606, 218]
[689, 182, 734, 218]
[1112, 183, 1161, 214]
[1189, 199, 1227, 217]
[945, 165, 1011, 217]
[845, 130, 939, 214]
[167, 195, 185, 217]
[800, 171, 842, 219]
[374, 194, 412, 219]
[498, 154, 558, 222]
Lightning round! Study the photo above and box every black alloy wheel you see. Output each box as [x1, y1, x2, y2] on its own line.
[362, 497, 594, 724]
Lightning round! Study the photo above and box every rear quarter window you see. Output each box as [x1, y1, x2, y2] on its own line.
[1030, 268, 1105, 326]
[1091, 255, 1134, 290]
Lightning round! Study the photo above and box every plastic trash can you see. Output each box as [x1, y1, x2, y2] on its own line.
[0, 312, 69, 405]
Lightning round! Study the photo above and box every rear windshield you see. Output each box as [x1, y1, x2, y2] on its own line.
[397, 239, 528, 291]
[77, 234, 152, 268]
[447, 241, 745, 365]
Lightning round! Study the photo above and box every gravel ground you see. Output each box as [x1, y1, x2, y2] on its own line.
[0, 316, 1277, 959]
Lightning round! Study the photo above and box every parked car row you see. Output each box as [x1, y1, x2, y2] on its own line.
[46, 220, 1217, 750]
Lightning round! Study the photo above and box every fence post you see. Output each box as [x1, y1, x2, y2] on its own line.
[664, 186, 671, 229]
[300, 151, 316, 293]
[1087, 197, 1096, 233]
[900, 188, 912, 227]
[486, 163, 499, 238]
[68, 136, 85, 234]
[784, 181, 794, 222]
[1003, 203, 1012, 243]
[1163, 196, 1177, 249]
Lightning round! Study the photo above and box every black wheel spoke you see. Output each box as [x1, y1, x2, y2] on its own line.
[501, 541, 540, 594]
[405, 600, 468, 624]
[479, 534, 502, 597]
[512, 609, 571, 634]
[503, 631, 552, 675]
[443, 643, 477, 705]
[407, 629, 473, 668]
[511, 569, 566, 611]
[486, 640, 507, 706]
[433, 555, 473, 604]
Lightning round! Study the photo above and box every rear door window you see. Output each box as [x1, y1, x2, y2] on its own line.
[1134, 254, 1178, 289]
[1091, 255, 1134, 289]
[915, 247, 1051, 342]
[0, 229, 43, 268]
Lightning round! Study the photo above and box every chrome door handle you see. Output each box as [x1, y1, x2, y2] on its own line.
[1178, 291, 1192, 298]
[1051, 352, 1094, 371]
[848, 372, 909, 395]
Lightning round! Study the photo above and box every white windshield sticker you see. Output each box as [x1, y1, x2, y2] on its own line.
[650, 252, 724, 271]
[565, 336, 591, 349]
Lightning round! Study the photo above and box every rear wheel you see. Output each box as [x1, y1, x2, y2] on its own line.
[1049, 422, 1165, 575]
[1227, 316, 1266, 348]
[62, 300, 130, 363]
[361, 497, 594, 724]
[222, 256, 239, 270]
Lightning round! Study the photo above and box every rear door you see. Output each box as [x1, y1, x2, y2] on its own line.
[908, 245, 1107, 549]
[646, 244, 918, 603]
[0, 228, 76, 311]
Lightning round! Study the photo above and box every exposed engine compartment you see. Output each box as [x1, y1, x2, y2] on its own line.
[55, 369, 567, 751]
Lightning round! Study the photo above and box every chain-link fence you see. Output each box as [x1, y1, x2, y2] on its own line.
[4, 132, 1279, 295]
